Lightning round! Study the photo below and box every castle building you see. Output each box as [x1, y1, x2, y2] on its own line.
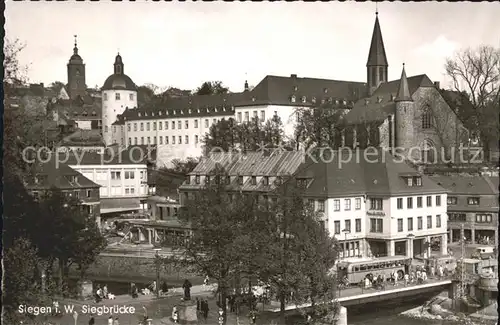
[101, 54, 138, 145]
[117, 12, 467, 166]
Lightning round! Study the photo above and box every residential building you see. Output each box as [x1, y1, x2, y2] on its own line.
[24, 158, 101, 225]
[60, 147, 151, 220]
[429, 175, 499, 246]
[293, 149, 449, 262]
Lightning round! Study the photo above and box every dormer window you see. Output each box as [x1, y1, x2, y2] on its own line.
[415, 177, 422, 186]
[92, 111, 97, 116]
[343, 100, 347, 105]
[252, 97, 256, 102]
[166, 110, 169, 115]
[407, 177, 413, 187]
[138, 112, 142, 117]
[251, 176, 257, 185]
[301, 96, 306, 103]
[467, 197, 480, 205]
[214, 107, 218, 112]
[195, 175, 200, 184]
[188, 109, 192, 114]
[323, 88, 328, 93]
[82, 111, 88, 116]
[291, 96, 296, 103]
[186, 176, 191, 185]
[293, 86, 298, 91]
[158, 111, 162, 116]
[197, 109, 200, 113]
[263, 176, 269, 186]
[181, 110, 184, 115]
[296, 178, 308, 188]
[238, 176, 244, 185]
[334, 99, 338, 104]
[152, 112, 155, 116]
[145, 112, 148, 117]
[275, 177, 282, 186]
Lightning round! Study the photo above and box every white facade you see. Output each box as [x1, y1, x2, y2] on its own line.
[102, 89, 137, 145]
[75, 120, 92, 130]
[309, 193, 448, 262]
[69, 163, 149, 199]
[112, 124, 126, 146]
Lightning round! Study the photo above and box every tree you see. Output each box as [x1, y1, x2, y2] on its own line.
[166, 157, 201, 175]
[195, 81, 229, 95]
[176, 166, 257, 325]
[202, 118, 238, 154]
[445, 46, 500, 161]
[4, 38, 28, 88]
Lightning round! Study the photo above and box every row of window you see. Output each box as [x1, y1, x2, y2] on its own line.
[332, 198, 363, 211]
[333, 219, 363, 234]
[291, 95, 349, 105]
[188, 175, 271, 186]
[103, 93, 134, 101]
[447, 196, 481, 206]
[236, 110, 266, 123]
[110, 171, 147, 180]
[449, 213, 493, 223]
[127, 118, 219, 132]
[397, 196, 441, 209]
[129, 134, 199, 146]
[397, 215, 442, 232]
[31, 189, 93, 200]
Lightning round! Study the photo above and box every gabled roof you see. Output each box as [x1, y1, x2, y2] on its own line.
[344, 74, 435, 125]
[294, 149, 446, 197]
[26, 158, 100, 190]
[428, 175, 499, 195]
[48, 95, 102, 120]
[366, 13, 388, 67]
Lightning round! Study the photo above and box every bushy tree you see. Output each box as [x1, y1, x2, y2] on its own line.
[195, 81, 229, 95]
[167, 157, 201, 175]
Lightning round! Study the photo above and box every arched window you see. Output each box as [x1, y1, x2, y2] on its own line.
[371, 67, 377, 86]
[379, 67, 384, 82]
[422, 107, 432, 129]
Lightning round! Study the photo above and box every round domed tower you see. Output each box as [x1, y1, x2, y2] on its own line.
[101, 53, 137, 145]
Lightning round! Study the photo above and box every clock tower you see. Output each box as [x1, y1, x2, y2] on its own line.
[67, 35, 87, 99]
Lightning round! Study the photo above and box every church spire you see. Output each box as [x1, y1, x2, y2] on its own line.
[395, 63, 412, 102]
[366, 11, 389, 96]
[73, 35, 78, 55]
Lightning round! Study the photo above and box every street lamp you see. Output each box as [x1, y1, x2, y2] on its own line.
[154, 248, 161, 298]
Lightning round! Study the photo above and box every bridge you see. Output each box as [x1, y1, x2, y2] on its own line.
[265, 278, 454, 312]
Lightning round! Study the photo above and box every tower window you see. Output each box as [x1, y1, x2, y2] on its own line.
[129, 94, 134, 101]
[115, 93, 120, 100]
[371, 67, 377, 86]
[422, 107, 432, 129]
[379, 67, 384, 82]
[104, 93, 108, 101]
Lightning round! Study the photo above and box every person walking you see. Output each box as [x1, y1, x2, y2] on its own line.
[202, 299, 209, 322]
[88, 314, 95, 325]
[404, 273, 409, 286]
[113, 316, 119, 325]
[107, 316, 113, 325]
[103, 284, 109, 299]
[203, 275, 209, 286]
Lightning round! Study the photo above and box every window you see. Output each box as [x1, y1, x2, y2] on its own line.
[345, 199, 351, 211]
[426, 196, 432, 207]
[111, 171, 121, 180]
[134, 137, 138, 145]
[178, 121, 181, 129]
[260, 110, 265, 121]
[185, 121, 189, 129]
[86, 189, 91, 198]
[370, 198, 383, 210]
[355, 198, 361, 210]
[251, 176, 257, 185]
[238, 176, 243, 185]
[427, 215, 432, 229]
[397, 198, 403, 209]
[104, 93, 108, 101]
[370, 218, 383, 233]
[263, 176, 269, 185]
[172, 121, 176, 129]
[308, 199, 315, 210]
[407, 177, 413, 187]
[291, 95, 296, 103]
[408, 217, 413, 231]
[124, 171, 135, 179]
[128, 137, 132, 145]
[195, 135, 199, 144]
[422, 107, 432, 129]
[355, 218, 361, 232]
[407, 197, 413, 209]
[127, 123, 131, 132]
[195, 175, 200, 184]
[172, 136, 176, 144]
[134, 123, 137, 131]
[153, 122, 157, 131]
[417, 196, 423, 208]
[467, 197, 480, 205]
[436, 195, 441, 206]
[129, 93, 134, 101]
[159, 136, 163, 144]
[415, 177, 422, 186]
[397, 218, 403, 232]
[417, 216, 423, 230]
[165, 121, 169, 130]
[449, 213, 466, 222]
[345, 220, 351, 232]
[476, 214, 492, 223]
[165, 136, 169, 144]
[205, 119, 209, 128]
[178, 136, 182, 144]
[147, 136, 151, 144]
[194, 120, 198, 128]
[447, 197, 458, 205]
[115, 93, 120, 100]
[318, 200, 325, 212]
[334, 221, 341, 234]
[245, 112, 249, 122]
[146, 122, 150, 131]
[436, 215, 441, 227]
[333, 199, 340, 211]
[253, 111, 258, 119]
[237, 112, 242, 123]
[140, 123, 144, 131]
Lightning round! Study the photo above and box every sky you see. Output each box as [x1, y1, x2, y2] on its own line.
[6, 1, 500, 93]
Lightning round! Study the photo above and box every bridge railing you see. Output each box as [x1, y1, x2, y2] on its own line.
[335, 274, 453, 298]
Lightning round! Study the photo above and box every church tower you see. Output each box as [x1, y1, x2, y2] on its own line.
[67, 35, 87, 99]
[366, 12, 388, 96]
[394, 63, 414, 153]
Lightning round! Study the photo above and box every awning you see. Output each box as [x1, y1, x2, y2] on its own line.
[100, 198, 141, 214]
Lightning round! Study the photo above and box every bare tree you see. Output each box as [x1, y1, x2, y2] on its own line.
[445, 46, 500, 161]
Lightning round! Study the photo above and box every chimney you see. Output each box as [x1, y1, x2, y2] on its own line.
[434, 81, 440, 89]
[291, 74, 297, 78]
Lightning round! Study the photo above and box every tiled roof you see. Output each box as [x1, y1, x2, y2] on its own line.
[121, 74, 366, 122]
[48, 95, 102, 120]
[294, 149, 446, 197]
[428, 175, 499, 195]
[61, 129, 105, 146]
[26, 158, 100, 190]
[345, 74, 435, 124]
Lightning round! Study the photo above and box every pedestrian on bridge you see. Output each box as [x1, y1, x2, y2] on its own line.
[404, 273, 409, 286]
[438, 266, 444, 279]
[430, 266, 435, 278]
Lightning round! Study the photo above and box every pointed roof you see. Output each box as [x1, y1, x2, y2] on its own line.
[366, 12, 388, 67]
[395, 64, 413, 102]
